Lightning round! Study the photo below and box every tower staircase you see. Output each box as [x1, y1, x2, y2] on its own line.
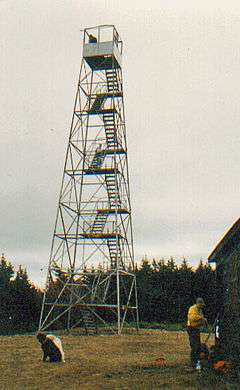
[89, 148, 105, 170]
[88, 94, 107, 114]
[107, 237, 124, 270]
[105, 173, 121, 207]
[103, 112, 118, 149]
[81, 309, 98, 335]
[106, 69, 120, 93]
[90, 211, 108, 234]
[88, 69, 121, 114]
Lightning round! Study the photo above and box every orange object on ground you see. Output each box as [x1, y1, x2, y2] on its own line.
[213, 360, 232, 373]
[154, 357, 166, 366]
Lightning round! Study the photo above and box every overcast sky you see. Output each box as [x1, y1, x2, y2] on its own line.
[1, 0, 240, 286]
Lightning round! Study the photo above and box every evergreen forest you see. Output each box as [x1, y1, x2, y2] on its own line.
[0, 255, 216, 334]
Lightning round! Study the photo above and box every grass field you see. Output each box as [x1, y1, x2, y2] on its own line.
[0, 330, 239, 390]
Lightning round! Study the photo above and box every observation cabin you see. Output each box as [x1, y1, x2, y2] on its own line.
[83, 25, 122, 70]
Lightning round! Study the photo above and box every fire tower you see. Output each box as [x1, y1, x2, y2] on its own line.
[39, 25, 139, 335]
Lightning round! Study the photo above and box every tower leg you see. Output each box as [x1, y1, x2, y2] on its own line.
[117, 269, 121, 335]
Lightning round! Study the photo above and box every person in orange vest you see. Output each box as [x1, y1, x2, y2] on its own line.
[187, 297, 207, 369]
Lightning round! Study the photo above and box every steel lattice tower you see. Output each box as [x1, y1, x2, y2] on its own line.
[39, 25, 139, 335]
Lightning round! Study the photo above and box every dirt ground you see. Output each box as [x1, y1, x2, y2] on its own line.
[0, 330, 238, 390]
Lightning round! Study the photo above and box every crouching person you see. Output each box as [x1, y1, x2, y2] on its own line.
[37, 332, 65, 363]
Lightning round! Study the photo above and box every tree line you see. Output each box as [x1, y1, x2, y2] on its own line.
[137, 258, 217, 325]
[0, 255, 42, 334]
[0, 255, 216, 334]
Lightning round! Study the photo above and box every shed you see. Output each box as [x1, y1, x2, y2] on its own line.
[208, 218, 240, 366]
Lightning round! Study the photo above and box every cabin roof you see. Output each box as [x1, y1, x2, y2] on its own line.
[208, 218, 240, 263]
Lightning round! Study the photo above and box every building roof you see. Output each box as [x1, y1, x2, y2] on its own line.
[208, 218, 240, 263]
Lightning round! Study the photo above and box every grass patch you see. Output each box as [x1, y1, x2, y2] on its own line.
[138, 321, 212, 334]
[0, 330, 238, 389]
[138, 321, 186, 331]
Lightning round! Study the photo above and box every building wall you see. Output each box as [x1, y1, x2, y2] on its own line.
[219, 247, 240, 364]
